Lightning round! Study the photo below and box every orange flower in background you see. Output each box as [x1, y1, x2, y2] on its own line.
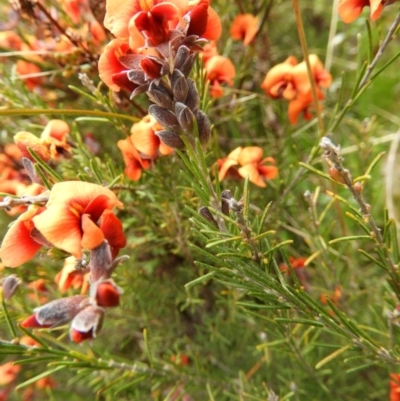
[260, 56, 298, 100]
[230, 14, 259, 46]
[390, 374, 400, 401]
[279, 256, 307, 272]
[0, 205, 46, 267]
[118, 137, 151, 181]
[130, 115, 173, 158]
[14, 119, 71, 162]
[0, 362, 20, 385]
[321, 286, 342, 306]
[204, 55, 236, 98]
[55, 256, 90, 294]
[261, 54, 332, 124]
[0, 31, 22, 51]
[217, 146, 278, 188]
[338, 0, 394, 23]
[202, 41, 218, 63]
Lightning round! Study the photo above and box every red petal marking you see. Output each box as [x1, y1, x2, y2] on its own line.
[100, 210, 127, 250]
[187, 0, 208, 37]
[84, 194, 113, 222]
[140, 58, 162, 79]
[70, 328, 93, 343]
[21, 314, 51, 328]
[112, 72, 138, 92]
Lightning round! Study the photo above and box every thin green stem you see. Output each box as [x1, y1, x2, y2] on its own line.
[292, 0, 325, 135]
[0, 108, 140, 123]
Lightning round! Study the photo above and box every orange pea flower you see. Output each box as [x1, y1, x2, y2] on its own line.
[104, 0, 221, 50]
[130, 115, 173, 158]
[202, 41, 218, 63]
[217, 146, 278, 188]
[0, 205, 46, 267]
[33, 182, 124, 259]
[230, 14, 259, 46]
[204, 55, 236, 98]
[338, 0, 396, 23]
[390, 374, 400, 401]
[261, 54, 332, 124]
[0, 362, 20, 385]
[0, 31, 22, 51]
[118, 137, 151, 181]
[14, 119, 71, 162]
[98, 38, 141, 92]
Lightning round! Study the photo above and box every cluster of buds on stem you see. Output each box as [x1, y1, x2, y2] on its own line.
[21, 241, 128, 343]
[99, 0, 219, 149]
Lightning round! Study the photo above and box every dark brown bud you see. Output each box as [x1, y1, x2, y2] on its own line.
[175, 102, 195, 133]
[174, 45, 191, 71]
[172, 75, 189, 103]
[196, 110, 211, 145]
[127, 69, 146, 85]
[147, 82, 174, 110]
[221, 190, 233, 200]
[130, 83, 150, 99]
[180, 53, 197, 76]
[1, 274, 21, 301]
[185, 79, 200, 113]
[155, 130, 185, 149]
[149, 105, 180, 131]
[198, 206, 218, 228]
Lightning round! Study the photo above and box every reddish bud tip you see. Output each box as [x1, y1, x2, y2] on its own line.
[95, 282, 120, 307]
[21, 314, 51, 329]
[70, 328, 94, 343]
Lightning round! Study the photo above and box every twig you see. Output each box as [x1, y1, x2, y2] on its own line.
[0, 194, 49, 210]
[292, 0, 324, 135]
[358, 10, 400, 89]
[320, 137, 398, 275]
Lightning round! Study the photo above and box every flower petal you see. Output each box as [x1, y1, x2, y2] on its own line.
[238, 164, 266, 187]
[81, 214, 105, 251]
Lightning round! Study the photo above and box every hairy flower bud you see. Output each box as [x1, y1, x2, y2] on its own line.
[175, 102, 195, 133]
[147, 82, 174, 110]
[185, 79, 200, 113]
[174, 46, 191, 71]
[155, 130, 185, 149]
[149, 105, 180, 132]
[196, 110, 211, 144]
[70, 305, 104, 343]
[91, 280, 123, 307]
[1, 274, 21, 301]
[22, 295, 88, 328]
[172, 74, 189, 103]
[198, 207, 218, 228]
[329, 167, 346, 184]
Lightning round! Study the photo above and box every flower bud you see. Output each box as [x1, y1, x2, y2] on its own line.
[155, 130, 185, 149]
[147, 82, 174, 110]
[92, 280, 123, 307]
[198, 207, 218, 228]
[14, 132, 50, 162]
[1, 274, 21, 301]
[174, 46, 190, 71]
[172, 74, 189, 103]
[175, 102, 195, 133]
[329, 167, 346, 184]
[70, 305, 104, 343]
[149, 105, 180, 132]
[22, 295, 88, 328]
[196, 111, 211, 145]
[185, 80, 200, 114]
[21, 157, 41, 184]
